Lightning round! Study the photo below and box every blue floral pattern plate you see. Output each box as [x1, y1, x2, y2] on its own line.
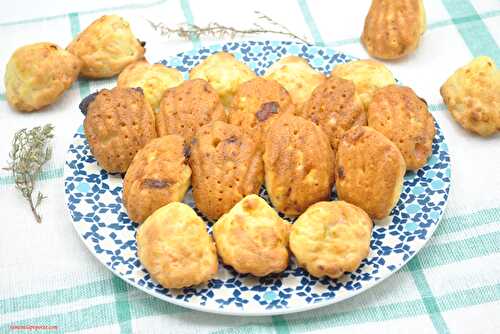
[64, 41, 451, 316]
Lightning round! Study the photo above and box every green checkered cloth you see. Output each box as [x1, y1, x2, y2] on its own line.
[1, 1, 499, 333]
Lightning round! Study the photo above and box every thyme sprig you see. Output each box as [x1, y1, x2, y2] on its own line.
[149, 11, 310, 44]
[4, 124, 54, 224]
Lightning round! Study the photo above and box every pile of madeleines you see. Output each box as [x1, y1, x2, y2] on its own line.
[3, 9, 499, 289]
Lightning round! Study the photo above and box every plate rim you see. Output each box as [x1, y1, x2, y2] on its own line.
[64, 40, 452, 316]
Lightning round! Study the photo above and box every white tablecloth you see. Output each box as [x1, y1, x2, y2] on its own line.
[1, 1, 499, 333]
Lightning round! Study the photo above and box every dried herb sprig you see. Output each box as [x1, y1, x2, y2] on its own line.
[4, 124, 55, 224]
[149, 10, 310, 44]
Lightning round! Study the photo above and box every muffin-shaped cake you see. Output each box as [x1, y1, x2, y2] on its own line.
[362, 0, 426, 59]
[189, 121, 264, 220]
[213, 195, 291, 276]
[265, 56, 325, 109]
[156, 79, 226, 143]
[331, 59, 396, 109]
[290, 201, 372, 279]
[137, 202, 218, 289]
[441, 56, 500, 137]
[118, 60, 183, 110]
[83, 87, 157, 173]
[336, 126, 406, 219]
[228, 77, 296, 146]
[4, 42, 81, 112]
[123, 135, 191, 223]
[67, 15, 145, 78]
[189, 52, 256, 106]
[263, 114, 335, 216]
[368, 85, 435, 170]
[301, 76, 366, 150]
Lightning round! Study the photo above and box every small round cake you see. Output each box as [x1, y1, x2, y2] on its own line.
[265, 55, 325, 109]
[137, 202, 218, 289]
[118, 60, 183, 110]
[189, 52, 256, 106]
[290, 201, 372, 279]
[331, 59, 396, 109]
[440, 56, 500, 137]
[67, 15, 145, 78]
[213, 194, 291, 276]
[5, 42, 81, 112]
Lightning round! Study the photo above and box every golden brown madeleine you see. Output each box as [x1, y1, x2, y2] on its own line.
[440, 56, 500, 137]
[4, 42, 81, 112]
[123, 135, 191, 223]
[301, 76, 366, 151]
[264, 56, 326, 110]
[290, 201, 372, 279]
[190, 121, 264, 220]
[368, 85, 435, 170]
[263, 114, 335, 216]
[213, 195, 291, 276]
[361, 0, 426, 60]
[117, 60, 183, 111]
[84, 87, 157, 173]
[336, 126, 406, 220]
[331, 59, 396, 109]
[189, 52, 256, 106]
[228, 77, 296, 147]
[137, 202, 218, 289]
[156, 79, 226, 143]
[67, 15, 145, 78]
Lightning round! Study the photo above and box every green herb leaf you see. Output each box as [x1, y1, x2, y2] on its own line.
[5, 124, 55, 224]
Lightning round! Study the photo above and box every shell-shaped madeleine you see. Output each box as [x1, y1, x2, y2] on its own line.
[123, 135, 191, 223]
[228, 77, 296, 147]
[263, 114, 335, 217]
[189, 121, 264, 220]
[361, 0, 426, 60]
[83, 87, 157, 173]
[368, 85, 435, 170]
[336, 126, 406, 220]
[156, 79, 226, 143]
[301, 76, 366, 151]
